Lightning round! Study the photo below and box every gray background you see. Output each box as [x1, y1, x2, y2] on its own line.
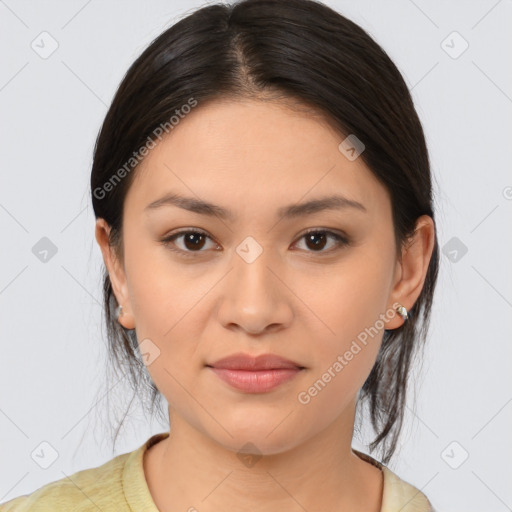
[1, 0, 511, 510]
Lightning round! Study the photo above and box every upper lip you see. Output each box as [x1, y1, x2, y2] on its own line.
[207, 352, 304, 370]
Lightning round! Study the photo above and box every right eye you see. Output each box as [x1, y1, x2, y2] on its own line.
[160, 229, 220, 256]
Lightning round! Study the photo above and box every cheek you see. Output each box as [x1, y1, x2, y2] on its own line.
[299, 255, 391, 343]
[291, 248, 393, 397]
[123, 241, 208, 383]
[124, 236, 202, 334]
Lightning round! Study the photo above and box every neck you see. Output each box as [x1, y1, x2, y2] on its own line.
[143, 401, 383, 512]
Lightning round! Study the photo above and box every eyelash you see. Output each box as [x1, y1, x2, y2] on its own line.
[159, 228, 350, 258]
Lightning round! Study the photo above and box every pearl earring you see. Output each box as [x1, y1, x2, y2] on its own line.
[396, 304, 408, 322]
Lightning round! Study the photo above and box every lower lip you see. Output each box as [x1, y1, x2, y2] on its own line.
[208, 367, 303, 393]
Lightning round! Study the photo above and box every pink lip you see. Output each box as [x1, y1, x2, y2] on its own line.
[206, 352, 305, 393]
[208, 367, 303, 393]
[207, 352, 304, 371]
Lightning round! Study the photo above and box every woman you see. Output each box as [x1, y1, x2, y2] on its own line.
[1, 0, 439, 510]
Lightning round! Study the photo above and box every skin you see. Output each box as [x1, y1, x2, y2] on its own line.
[95, 98, 435, 512]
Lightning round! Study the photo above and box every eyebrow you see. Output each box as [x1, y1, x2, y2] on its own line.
[144, 192, 367, 221]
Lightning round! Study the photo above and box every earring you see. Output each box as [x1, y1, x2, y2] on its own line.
[115, 305, 124, 321]
[396, 304, 408, 322]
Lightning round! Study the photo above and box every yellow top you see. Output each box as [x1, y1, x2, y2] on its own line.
[0, 432, 433, 511]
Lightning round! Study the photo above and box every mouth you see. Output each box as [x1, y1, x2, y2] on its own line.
[205, 364, 306, 370]
[206, 352, 305, 371]
[205, 352, 306, 393]
[206, 366, 305, 393]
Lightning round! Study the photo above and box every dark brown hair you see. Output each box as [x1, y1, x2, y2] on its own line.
[90, 0, 439, 464]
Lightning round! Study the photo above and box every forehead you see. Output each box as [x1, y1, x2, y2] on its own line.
[124, 99, 389, 219]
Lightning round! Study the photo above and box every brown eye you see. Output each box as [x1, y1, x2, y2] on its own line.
[161, 229, 218, 255]
[160, 228, 349, 258]
[181, 232, 207, 251]
[294, 229, 349, 254]
[305, 232, 328, 250]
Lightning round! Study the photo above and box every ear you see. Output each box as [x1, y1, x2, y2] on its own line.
[95, 218, 136, 330]
[385, 215, 436, 330]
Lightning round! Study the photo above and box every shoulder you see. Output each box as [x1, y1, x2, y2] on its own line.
[380, 466, 434, 512]
[353, 449, 434, 512]
[0, 451, 130, 512]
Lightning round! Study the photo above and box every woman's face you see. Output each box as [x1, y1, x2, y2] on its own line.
[99, 98, 406, 455]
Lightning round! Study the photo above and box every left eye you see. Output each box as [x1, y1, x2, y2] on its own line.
[160, 229, 349, 256]
[293, 229, 349, 253]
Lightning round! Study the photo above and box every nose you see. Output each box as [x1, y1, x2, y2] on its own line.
[216, 249, 293, 335]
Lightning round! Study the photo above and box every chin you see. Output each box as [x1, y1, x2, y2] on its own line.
[211, 423, 303, 458]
